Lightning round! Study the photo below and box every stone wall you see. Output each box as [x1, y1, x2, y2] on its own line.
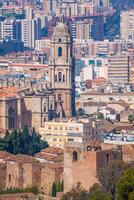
[0, 163, 6, 188]
[64, 144, 122, 193]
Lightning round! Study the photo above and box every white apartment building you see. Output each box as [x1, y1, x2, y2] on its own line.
[21, 18, 41, 48]
[120, 10, 134, 42]
[0, 20, 15, 40]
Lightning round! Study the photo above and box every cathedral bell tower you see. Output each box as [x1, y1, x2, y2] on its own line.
[49, 20, 75, 117]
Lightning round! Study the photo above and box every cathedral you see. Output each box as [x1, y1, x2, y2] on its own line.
[49, 20, 75, 118]
[0, 20, 75, 131]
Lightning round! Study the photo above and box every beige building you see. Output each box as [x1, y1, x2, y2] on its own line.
[39, 119, 93, 149]
[62, 0, 78, 17]
[108, 55, 130, 86]
[0, 89, 56, 131]
[76, 21, 92, 40]
[120, 10, 134, 42]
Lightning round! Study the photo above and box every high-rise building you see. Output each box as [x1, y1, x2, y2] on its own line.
[21, 18, 41, 48]
[120, 10, 134, 42]
[49, 20, 75, 117]
[42, 0, 60, 19]
[62, 0, 78, 17]
[108, 55, 130, 86]
[76, 20, 92, 40]
[0, 20, 15, 40]
[24, 6, 34, 20]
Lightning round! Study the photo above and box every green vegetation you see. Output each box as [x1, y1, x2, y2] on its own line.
[0, 126, 48, 155]
[0, 186, 38, 195]
[116, 169, 134, 200]
[128, 114, 134, 123]
[52, 180, 63, 197]
[88, 183, 111, 200]
[98, 161, 129, 200]
[61, 182, 89, 200]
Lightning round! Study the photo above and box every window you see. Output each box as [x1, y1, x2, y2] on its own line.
[63, 75, 65, 82]
[9, 174, 11, 182]
[44, 104, 47, 113]
[106, 154, 110, 163]
[59, 38, 61, 42]
[58, 47, 62, 57]
[50, 103, 53, 110]
[58, 94, 62, 101]
[8, 107, 15, 129]
[58, 72, 62, 82]
[73, 151, 78, 162]
[55, 75, 57, 82]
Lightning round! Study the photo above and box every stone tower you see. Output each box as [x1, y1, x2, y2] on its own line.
[49, 20, 75, 117]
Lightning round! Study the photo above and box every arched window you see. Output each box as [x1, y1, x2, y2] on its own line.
[8, 107, 15, 129]
[9, 174, 11, 182]
[55, 75, 57, 82]
[59, 38, 61, 42]
[44, 103, 47, 113]
[106, 154, 110, 163]
[58, 72, 62, 82]
[58, 47, 62, 57]
[50, 100, 53, 110]
[58, 94, 62, 101]
[72, 151, 78, 162]
[63, 75, 65, 82]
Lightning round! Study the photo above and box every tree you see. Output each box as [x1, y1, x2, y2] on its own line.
[52, 183, 56, 197]
[0, 126, 48, 155]
[128, 114, 134, 123]
[98, 161, 129, 200]
[116, 168, 134, 200]
[129, 191, 134, 200]
[62, 182, 89, 200]
[52, 180, 64, 197]
[89, 183, 111, 200]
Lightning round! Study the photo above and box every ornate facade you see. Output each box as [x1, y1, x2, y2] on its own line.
[0, 21, 75, 131]
[49, 21, 75, 118]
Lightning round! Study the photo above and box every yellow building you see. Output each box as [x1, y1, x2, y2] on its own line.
[39, 119, 93, 149]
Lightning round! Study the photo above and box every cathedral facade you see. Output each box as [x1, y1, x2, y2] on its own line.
[0, 21, 75, 131]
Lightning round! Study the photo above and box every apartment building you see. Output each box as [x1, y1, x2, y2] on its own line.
[120, 10, 134, 42]
[21, 18, 41, 48]
[39, 119, 93, 149]
[108, 55, 130, 86]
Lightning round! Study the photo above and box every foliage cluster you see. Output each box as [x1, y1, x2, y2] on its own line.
[0, 126, 48, 155]
[52, 180, 64, 197]
[0, 186, 38, 195]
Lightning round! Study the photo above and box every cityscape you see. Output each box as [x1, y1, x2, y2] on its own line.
[0, 0, 134, 200]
